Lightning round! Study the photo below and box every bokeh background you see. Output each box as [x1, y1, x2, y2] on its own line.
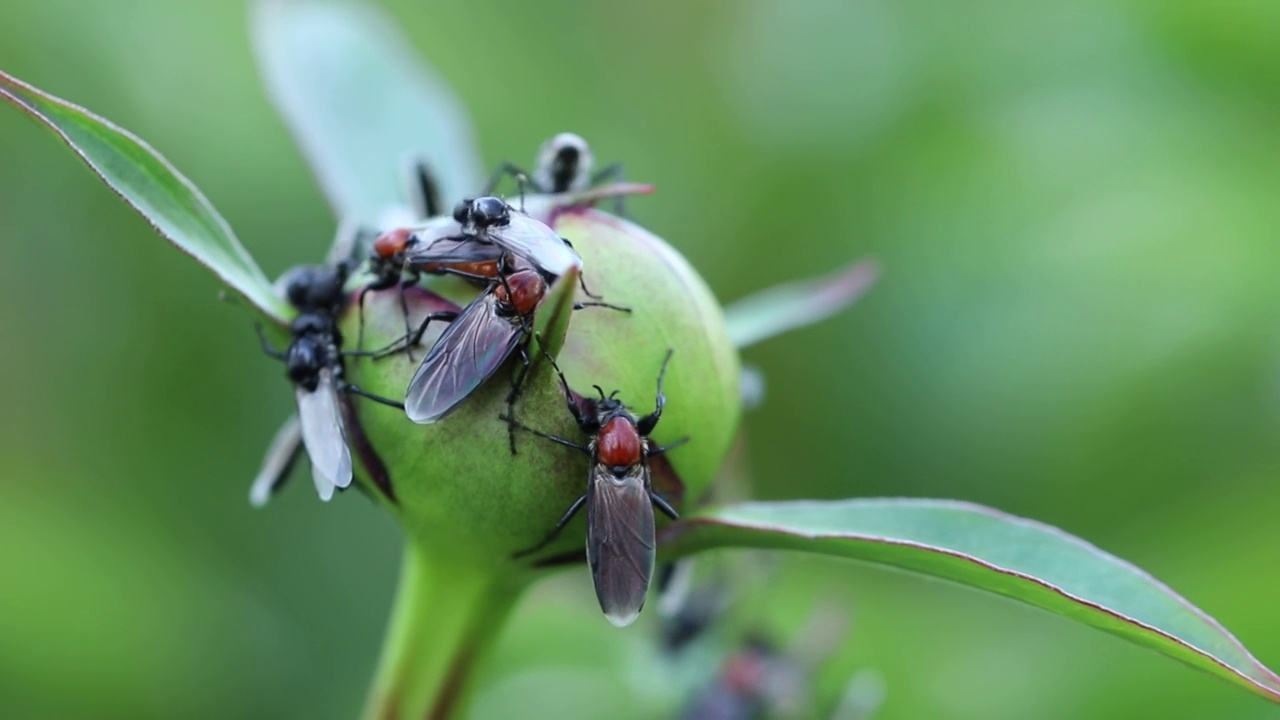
[3, 0, 1280, 718]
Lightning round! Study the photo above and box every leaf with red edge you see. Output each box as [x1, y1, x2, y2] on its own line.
[0, 70, 290, 324]
[659, 498, 1280, 704]
[723, 258, 879, 350]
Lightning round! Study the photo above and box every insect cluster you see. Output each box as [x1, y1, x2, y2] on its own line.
[252, 134, 685, 626]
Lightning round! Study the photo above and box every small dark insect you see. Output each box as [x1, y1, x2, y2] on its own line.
[253, 260, 404, 503]
[678, 636, 807, 720]
[506, 349, 688, 627]
[484, 132, 625, 204]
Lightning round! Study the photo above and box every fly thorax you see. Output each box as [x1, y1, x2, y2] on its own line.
[285, 338, 324, 385]
[289, 312, 333, 337]
[597, 416, 643, 467]
[494, 270, 546, 317]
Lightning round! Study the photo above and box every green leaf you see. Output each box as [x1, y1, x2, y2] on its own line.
[253, 0, 484, 227]
[660, 498, 1280, 704]
[0, 71, 291, 324]
[723, 258, 878, 350]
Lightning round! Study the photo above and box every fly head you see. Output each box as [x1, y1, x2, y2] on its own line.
[452, 196, 513, 230]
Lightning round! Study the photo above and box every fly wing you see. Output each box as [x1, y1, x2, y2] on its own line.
[404, 292, 523, 423]
[491, 213, 581, 277]
[404, 216, 464, 246]
[404, 235, 504, 267]
[586, 466, 657, 627]
[249, 414, 305, 508]
[295, 368, 353, 501]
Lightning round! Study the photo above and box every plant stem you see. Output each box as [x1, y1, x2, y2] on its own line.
[362, 541, 522, 720]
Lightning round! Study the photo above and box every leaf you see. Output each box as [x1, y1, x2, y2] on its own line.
[659, 498, 1280, 704]
[0, 71, 291, 324]
[723, 258, 879, 350]
[253, 0, 485, 228]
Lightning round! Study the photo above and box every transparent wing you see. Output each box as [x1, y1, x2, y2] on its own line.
[404, 216, 463, 246]
[404, 235, 504, 267]
[404, 293, 523, 423]
[295, 368, 353, 501]
[586, 466, 657, 627]
[248, 414, 305, 508]
[490, 213, 581, 277]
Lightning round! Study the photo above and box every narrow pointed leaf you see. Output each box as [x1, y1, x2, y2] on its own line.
[724, 258, 879, 349]
[0, 71, 290, 324]
[253, 0, 484, 227]
[660, 498, 1280, 704]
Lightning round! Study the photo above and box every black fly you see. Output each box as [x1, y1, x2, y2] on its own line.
[253, 259, 404, 502]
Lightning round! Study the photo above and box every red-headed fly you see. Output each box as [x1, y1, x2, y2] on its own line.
[388, 254, 545, 428]
[506, 349, 687, 627]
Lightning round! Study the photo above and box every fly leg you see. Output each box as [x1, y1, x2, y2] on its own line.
[503, 344, 534, 455]
[483, 161, 544, 199]
[356, 274, 400, 352]
[637, 349, 675, 435]
[396, 269, 421, 362]
[574, 300, 632, 312]
[499, 413, 589, 455]
[648, 437, 690, 457]
[342, 384, 405, 410]
[533, 334, 590, 430]
[256, 324, 286, 360]
[572, 268, 619, 303]
[512, 493, 588, 559]
[649, 492, 680, 521]
[356, 310, 458, 360]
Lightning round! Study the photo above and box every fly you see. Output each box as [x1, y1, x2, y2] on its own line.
[413, 196, 583, 279]
[397, 255, 545, 430]
[407, 196, 628, 304]
[506, 349, 687, 627]
[254, 260, 404, 502]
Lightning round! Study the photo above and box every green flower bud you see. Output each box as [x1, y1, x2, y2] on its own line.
[342, 200, 742, 573]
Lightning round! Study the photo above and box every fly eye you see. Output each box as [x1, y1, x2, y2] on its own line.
[452, 199, 472, 224]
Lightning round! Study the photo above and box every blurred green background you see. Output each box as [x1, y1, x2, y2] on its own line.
[3, 0, 1280, 718]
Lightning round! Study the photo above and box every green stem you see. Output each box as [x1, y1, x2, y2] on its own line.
[362, 541, 523, 720]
